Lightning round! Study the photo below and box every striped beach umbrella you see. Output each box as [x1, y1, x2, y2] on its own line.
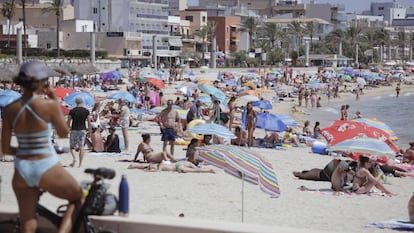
[197, 145, 280, 197]
[328, 138, 396, 157]
[353, 118, 397, 141]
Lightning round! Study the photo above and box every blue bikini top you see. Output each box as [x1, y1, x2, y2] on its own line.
[12, 95, 54, 156]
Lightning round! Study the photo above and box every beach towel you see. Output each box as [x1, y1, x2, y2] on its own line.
[366, 219, 414, 231]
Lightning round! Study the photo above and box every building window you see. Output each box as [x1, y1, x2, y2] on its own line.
[202, 16, 206, 22]
[185, 16, 193, 22]
[93, 8, 97, 14]
[102, 7, 105, 10]
[46, 42, 51, 49]
[378, 7, 384, 10]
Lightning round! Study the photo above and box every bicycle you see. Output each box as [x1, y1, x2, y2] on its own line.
[0, 167, 118, 233]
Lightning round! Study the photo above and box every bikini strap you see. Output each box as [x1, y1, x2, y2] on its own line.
[12, 95, 48, 128]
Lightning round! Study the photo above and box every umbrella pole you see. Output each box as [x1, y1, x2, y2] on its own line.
[241, 172, 244, 223]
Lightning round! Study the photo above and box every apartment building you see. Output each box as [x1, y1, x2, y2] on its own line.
[208, 16, 241, 55]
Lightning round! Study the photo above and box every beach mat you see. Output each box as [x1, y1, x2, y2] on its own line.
[366, 219, 414, 231]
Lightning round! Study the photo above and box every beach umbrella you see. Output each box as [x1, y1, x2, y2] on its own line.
[60, 105, 70, 115]
[321, 120, 399, 153]
[186, 123, 236, 139]
[256, 112, 288, 132]
[108, 91, 137, 103]
[238, 89, 259, 97]
[238, 95, 260, 104]
[197, 144, 280, 199]
[176, 86, 193, 97]
[55, 87, 74, 99]
[328, 138, 397, 157]
[353, 118, 397, 141]
[273, 114, 299, 127]
[198, 84, 227, 104]
[146, 77, 165, 88]
[64, 91, 95, 107]
[251, 100, 272, 110]
[197, 145, 280, 197]
[150, 105, 182, 114]
[196, 95, 212, 104]
[0, 90, 21, 107]
[242, 82, 257, 90]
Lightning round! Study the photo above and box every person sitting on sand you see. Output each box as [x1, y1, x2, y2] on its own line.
[351, 156, 393, 195]
[134, 133, 177, 163]
[231, 126, 248, 146]
[186, 138, 200, 165]
[128, 160, 215, 173]
[200, 135, 213, 146]
[283, 127, 300, 147]
[403, 142, 414, 164]
[104, 126, 121, 153]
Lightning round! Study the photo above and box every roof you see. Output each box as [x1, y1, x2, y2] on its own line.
[265, 17, 331, 25]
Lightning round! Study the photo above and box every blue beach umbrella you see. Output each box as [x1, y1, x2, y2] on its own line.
[273, 114, 299, 127]
[0, 90, 21, 107]
[198, 84, 227, 105]
[108, 91, 137, 103]
[251, 100, 272, 110]
[256, 112, 288, 132]
[64, 92, 95, 107]
[186, 123, 236, 139]
[196, 95, 212, 104]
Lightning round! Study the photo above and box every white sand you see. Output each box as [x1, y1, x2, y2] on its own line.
[1, 67, 414, 233]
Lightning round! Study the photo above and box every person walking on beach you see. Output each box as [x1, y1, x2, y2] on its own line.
[67, 96, 92, 167]
[246, 102, 258, 147]
[158, 99, 180, 155]
[2, 61, 83, 233]
[118, 99, 130, 152]
[396, 83, 401, 98]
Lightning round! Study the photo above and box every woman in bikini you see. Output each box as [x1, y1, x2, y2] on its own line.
[227, 96, 237, 130]
[245, 102, 258, 147]
[2, 61, 83, 233]
[134, 133, 176, 163]
[352, 156, 393, 195]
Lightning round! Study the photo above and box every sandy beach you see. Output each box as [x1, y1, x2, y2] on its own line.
[1, 67, 414, 233]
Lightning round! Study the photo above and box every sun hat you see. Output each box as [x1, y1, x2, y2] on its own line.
[15, 61, 53, 81]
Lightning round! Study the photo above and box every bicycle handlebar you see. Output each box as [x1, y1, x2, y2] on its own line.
[84, 167, 115, 180]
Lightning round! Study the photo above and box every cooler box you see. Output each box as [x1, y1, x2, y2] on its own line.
[311, 141, 328, 155]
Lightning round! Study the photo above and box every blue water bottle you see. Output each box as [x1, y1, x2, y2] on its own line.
[118, 175, 129, 216]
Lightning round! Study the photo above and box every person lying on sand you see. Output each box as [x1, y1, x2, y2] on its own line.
[293, 159, 357, 182]
[128, 160, 215, 174]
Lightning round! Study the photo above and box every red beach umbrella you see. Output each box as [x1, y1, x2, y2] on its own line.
[55, 87, 74, 100]
[146, 78, 165, 88]
[321, 120, 399, 153]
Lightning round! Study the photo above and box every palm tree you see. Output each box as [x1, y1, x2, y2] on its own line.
[288, 21, 304, 55]
[20, 0, 27, 56]
[361, 30, 376, 63]
[304, 21, 316, 51]
[1, 0, 15, 48]
[259, 22, 281, 49]
[194, 26, 208, 65]
[324, 29, 344, 55]
[346, 26, 362, 62]
[206, 21, 217, 68]
[243, 17, 257, 51]
[42, 0, 64, 57]
[374, 28, 391, 62]
[397, 31, 406, 61]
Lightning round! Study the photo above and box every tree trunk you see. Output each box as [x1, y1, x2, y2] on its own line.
[22, 0, 27, 57]
[56, 10, 60, 57]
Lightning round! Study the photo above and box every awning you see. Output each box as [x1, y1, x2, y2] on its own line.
[168, 38, 183, 47]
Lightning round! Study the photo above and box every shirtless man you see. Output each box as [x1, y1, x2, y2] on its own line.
[158, 99, 180, 155]
[403, 142, 414, 164]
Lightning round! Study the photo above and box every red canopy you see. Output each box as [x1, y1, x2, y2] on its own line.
[55, 87, 74, 100]
[320, 120, 399, 153]
[60, 105, 70, 115]
[146, 78, 165, 88]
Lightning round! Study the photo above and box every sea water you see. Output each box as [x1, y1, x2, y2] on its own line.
[304, 90, 414, 149]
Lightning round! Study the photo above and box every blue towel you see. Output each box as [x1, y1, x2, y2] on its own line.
[366, 219, 414, 231]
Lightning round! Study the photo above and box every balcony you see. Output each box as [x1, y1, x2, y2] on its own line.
[170, 32, 195, 39]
